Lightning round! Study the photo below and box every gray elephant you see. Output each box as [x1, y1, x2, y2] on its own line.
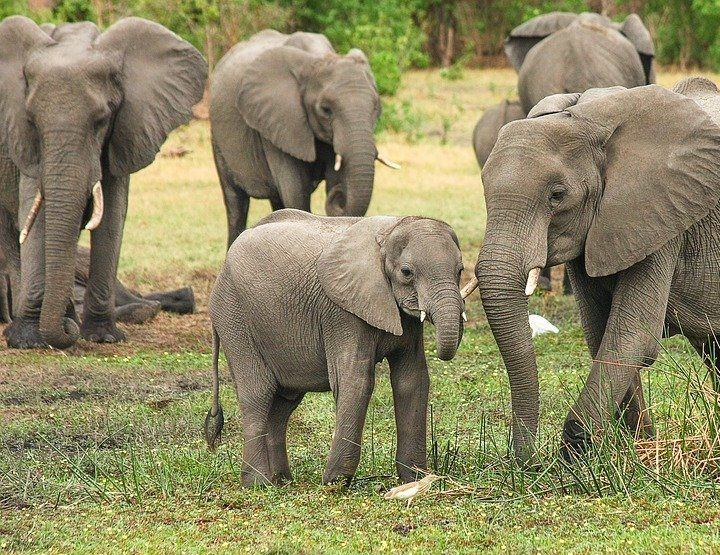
[0, 17, 207, 349]
[464, 78, 720, 463]
[506, 12, 654, 114]
[472, 100, 526, 167]
[209, 30, 398, 248]
[0, 245, 195, 326]
[205, 209, 466, 486]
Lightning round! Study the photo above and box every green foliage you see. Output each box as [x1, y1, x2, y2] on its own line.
[51, 0, 95, 22]
[376, 99, 424, 142]
[289, 0, 428, 95]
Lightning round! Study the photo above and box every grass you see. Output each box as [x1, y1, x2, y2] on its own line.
[3, 67, 720, 553]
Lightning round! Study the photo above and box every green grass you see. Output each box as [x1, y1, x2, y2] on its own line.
[3, 67, 720, 553]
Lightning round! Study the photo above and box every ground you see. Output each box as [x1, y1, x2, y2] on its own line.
[2, 68, 720, 554]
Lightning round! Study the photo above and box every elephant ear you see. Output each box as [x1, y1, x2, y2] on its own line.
[0, 16, 54, 175]
[238, 46, 316, 162]
[95, 17, 208, 176]
[528, 87, 627, 118]
[504, 12, 578, 71]
[568, 85, 720, 277]
[619, 14, 654, 84]
[527, 93, 581, 118]
[318, 217, 403, 336]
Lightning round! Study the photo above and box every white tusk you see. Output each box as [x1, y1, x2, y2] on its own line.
[461, 276, 479, 299]
[85, 182, 104, 231]
[376, 154, 401, 170]
[420, 310, 426, 323]
[525, 267, 542, 296]
[19, 190, 43, 245]
[462, 311, 467, 322]
[334, 154, 342, 171]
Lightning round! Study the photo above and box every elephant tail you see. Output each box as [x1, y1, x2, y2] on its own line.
[204, 325, 224, 451]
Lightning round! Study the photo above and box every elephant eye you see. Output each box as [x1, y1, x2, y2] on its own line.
[401, 266, 413, 279]
[549, 189, 566, 206]
[320, 104, 332, 117]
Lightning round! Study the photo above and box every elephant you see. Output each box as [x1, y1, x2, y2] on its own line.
[0, 17, 207, 349]
[0, 244, 195, 326]
[209, 29, 398, 248]
[204, 209, 466, 486]
[505, 12, 655, 114]
[472, 100, 526, 167]
[464, 78, 720, 463]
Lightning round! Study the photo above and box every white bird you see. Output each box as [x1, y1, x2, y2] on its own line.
[384, 474, 441, 507]
[529, 314, 559, 338]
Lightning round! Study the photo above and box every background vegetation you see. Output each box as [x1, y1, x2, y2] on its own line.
[4, 0, 720, 96]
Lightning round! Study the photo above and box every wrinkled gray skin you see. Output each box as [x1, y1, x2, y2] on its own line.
[472, 100, 526, 167]
[476, 78, 720, 463]
[210, 30, 382, 248]
[0, 244, 195, 326]
[506, 12, 655, 114]
[206, 209, 465, 486]
[0, 17, 206, 349]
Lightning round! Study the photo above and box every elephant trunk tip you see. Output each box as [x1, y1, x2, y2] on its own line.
[39, 316, 80, 349]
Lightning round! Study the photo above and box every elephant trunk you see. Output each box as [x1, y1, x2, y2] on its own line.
[429, 282, 464, 361]
[333, 116, 376, 217]
[476, 232, 540, 464]
[38, 142, 92, 349]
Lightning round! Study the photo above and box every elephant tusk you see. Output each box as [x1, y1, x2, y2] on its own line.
[376, 154, 401, 169]
[462, 311, 467, 322]
[525, 267, 542, 296]
[461, 276, 479, 299]
[19, 190, 43, 245]
[85, 182, 104, 231]
[334, 154, 342, 171]
[420, 310, 426, 323]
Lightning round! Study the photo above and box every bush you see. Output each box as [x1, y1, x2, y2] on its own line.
[289, 0, 428, 96]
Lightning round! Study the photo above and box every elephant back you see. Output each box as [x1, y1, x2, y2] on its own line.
[518, 20, 645, 113]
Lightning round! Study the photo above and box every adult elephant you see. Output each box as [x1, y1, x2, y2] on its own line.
[472, 100, 525, 167]
[0, 17, 207, 349]
[464, 78, 720, 462]
[505, 12, 654, 114]
[210, 30, 398, 248]
[0, 245, 195, 326]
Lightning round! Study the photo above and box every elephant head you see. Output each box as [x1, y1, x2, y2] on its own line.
[318, 216, 465, 360]
[238, 46, 389, 217]
[474, 84, 720, 462]
[0, 16, 206, 348]
[505, 12, 655, 84]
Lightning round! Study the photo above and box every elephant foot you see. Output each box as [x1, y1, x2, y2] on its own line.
[559, 418, 592, 462]
[115, 301, 161, 324]
[241, 471, 273, 488]
[144, 287, 195, 315]
[397, 464, 425, 484]
[3, 316, 48, 349]
[322, 470, 354, 487]
[81, 315, 126, 343]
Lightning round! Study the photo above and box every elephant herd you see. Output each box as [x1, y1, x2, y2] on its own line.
[2, 11, 720, 487]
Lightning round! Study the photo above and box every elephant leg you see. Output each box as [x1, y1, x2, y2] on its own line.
[269, 197, 284, 212]
[561, 253, 674, 459]
[224, 342, 276, 487]
[143, 287, 195, 315]
[214, 143, 249, 249]
[323, 353, 375, 485]
[691, 336, 720, 392]
[267, 390, 304, 484]
[4, 178, 47, 348]
[619, 371, 654, 439]
[81, 175, 129, 343]
[388, 337, 429, 483]
[0, 274, 10, 323]
[265, 141, 312, 213]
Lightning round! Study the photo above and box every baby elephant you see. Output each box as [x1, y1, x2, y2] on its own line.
[205, 209, 466, 486]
